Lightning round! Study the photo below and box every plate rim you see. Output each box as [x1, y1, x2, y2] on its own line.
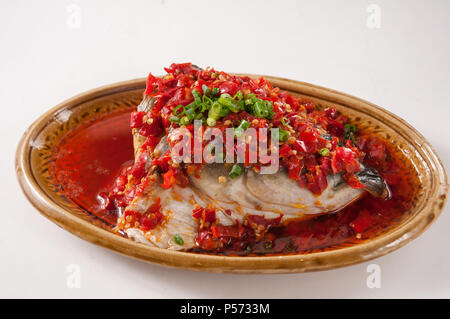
[15, 76, 448, 273]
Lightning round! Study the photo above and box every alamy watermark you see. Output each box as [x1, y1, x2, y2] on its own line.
[66, 4, 81, 29]
[366, 4, 381, 29]
[366, 263, 381, 288]
[66, 264, 81, 288]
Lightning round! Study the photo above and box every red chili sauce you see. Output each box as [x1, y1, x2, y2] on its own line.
[51, 110, 134, 226]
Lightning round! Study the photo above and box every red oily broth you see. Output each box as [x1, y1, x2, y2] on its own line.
[51, 110, 134, 225]
[51, 109, 420, 255]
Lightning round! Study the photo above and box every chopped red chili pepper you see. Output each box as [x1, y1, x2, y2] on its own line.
[130, 111, 145, 128]
[161, 168, 177, 189]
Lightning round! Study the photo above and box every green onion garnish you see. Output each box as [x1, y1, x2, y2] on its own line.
[281, 116, 289, 127]
[319, 148, 330, 156]
[169, 116, 180, 123]
[184, 107, 196, 121]
[344, 123, 357, 143]
[173, 105, 185, 116]
[219, 105, 230, 117]
[186, 101, 198, 110]
[344, 123, 357, 133]
[170, 89, 274, 129]
[265, 101, 274, 120]
[194, 113, 205, 120]
[202, 84, 211, 96]
[206, 117, 216, 127]
[218, 93, 239, 112]
[173, 234, 184, 245]
[211, 87, 220, 96]
[202, 94, 213, 106]
[253, 100, 265, 117]
[179, 116, 190, 125]
[192, 89, 201, 99]
[208, 102, 222, 120]
[278, 128, 289, 142]
[233, 90, 243, 101]
[234, 120, 250, 137]
[229, 164, 243, 179]
[237, 119, 250, 130]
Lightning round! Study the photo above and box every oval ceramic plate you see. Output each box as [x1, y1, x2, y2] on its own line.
[16, 75, 448, 273]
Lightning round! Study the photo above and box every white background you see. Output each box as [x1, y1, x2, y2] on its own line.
[1, 0, 449, 298]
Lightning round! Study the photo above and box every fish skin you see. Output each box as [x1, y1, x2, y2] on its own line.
[123, 163, 366, 250]
[123, 174, 234, 250]
[124, 176, 198, 250]
[189, 164, 365, 222]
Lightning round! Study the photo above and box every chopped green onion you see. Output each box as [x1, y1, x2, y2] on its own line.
[173, 234, 184, 245]
[170, 89, 274, 129]
[281, 116, 289, 127]
[243, 97, 274, 120]
[211, 87, 220, 96]
[184, 107, 196, 121]
[319, 148, 330, 156]
[202, 94, 213, 106]
[208, 102, 222, 120]
[186, 101, 198, 110]
[254, 100, 266, 117]
[173, 105, 185, 116]
[192, 89, 201, 99]
[179, 116, 190, 125]
[237, 119, 250, 130]
[194, 113, 205, 120]
[228, 102, 241, 113]
[265, 101, 274, 120]
[272, 128, 289, 142]
[234, 128, 244, 138]
[169, 116, 180, 123]
[192, 89, 202, 104]
[278, 128, 289, 142]
[344, 123, 357, 143]
[229, 164, 243, 179]
[344, 123, 357, 133]
[219, 106, 230, 117]
[234, 120, 250, 137]
[218, 94, 240, 112]
[233, 90, 243, 101]
[200, 100, 210, 112]
[202, 84, 211, 96]
[220, 93, 232, 98]
[206, 117, 216, 127]
[219, 93, 232, 100]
